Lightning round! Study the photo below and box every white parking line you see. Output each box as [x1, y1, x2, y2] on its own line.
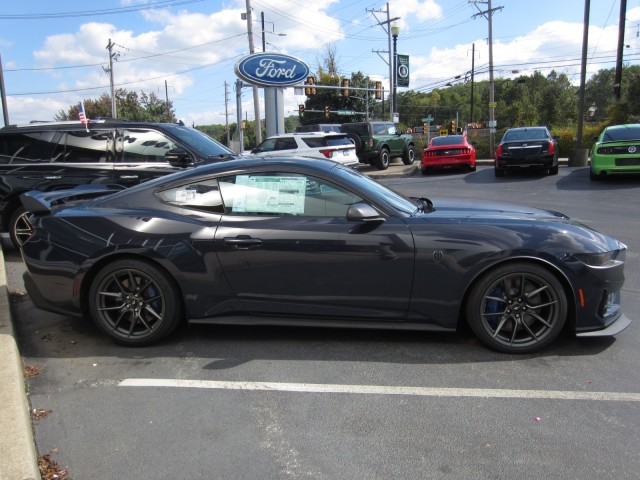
[119, 378, 640, 402]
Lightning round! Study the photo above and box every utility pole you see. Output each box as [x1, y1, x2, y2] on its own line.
[472, 1, 502, 158]
[368, 3, 399, 120]
[470, 43, 476, 123]
[224, 81, 230, 146]
[614, 0, 627, 100]
[244, 0, 262, 145]
[0, 53, 9, 126]
[573, 0, 591, 166]
[105, 39, 118, 118]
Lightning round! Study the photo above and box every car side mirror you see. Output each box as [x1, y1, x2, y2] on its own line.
[166, 148, 195, 167]
[347, 203, 385, 223]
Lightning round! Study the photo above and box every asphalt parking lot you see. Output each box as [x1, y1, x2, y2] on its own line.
[2, 163, 640, 479]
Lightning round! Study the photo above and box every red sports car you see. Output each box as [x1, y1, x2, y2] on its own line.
[421, 134, 476, 174]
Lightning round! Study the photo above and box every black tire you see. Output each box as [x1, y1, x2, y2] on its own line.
[548, 165, 559, 175]
[9, 206, 34, 250]
[402, 145, 416, 165]
[465, 262, 567, 354]
[375, 147, 390, 170]
[590, 169, 601, 181]
[89, 259, 182, 346]
[468, 164, 477, 172]
[494, 166, 505, 177]
[421, 167, 430, 176]
[346, 133, 363, 152]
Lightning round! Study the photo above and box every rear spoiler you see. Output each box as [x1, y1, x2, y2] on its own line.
[20, 184, 122, 214]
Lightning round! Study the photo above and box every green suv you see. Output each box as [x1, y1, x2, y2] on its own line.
[341, 121, 415, 170]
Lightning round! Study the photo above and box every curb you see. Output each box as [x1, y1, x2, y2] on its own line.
[0, 246, 40, 480]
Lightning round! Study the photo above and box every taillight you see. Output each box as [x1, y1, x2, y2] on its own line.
[547, 141, 555, 154]
[319, 149, 333, 158]
[495, 145, 503, 158]
[369, 139, 374, 148]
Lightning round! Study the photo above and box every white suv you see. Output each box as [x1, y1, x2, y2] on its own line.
[250, 132, 358, 167]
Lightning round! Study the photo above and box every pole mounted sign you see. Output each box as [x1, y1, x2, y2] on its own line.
[397, 54, 410, 87]
[234, 53, 309, 87]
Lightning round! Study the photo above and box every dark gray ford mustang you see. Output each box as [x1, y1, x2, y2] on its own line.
[19, 157, 630, 353]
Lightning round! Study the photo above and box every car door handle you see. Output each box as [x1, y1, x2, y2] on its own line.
[118, 175, 139, 179]
[44, 176, 62, 180]
[223, 236, 263, 249]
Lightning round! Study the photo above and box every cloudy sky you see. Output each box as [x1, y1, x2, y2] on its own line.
[0, 0, 637, 126]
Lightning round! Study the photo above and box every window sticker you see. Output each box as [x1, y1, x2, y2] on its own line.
[233, 175, 306, 214]
[175, 189, 197, 202]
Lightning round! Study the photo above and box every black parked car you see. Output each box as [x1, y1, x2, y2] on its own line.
[20, 157, 630, 353]
[494, 126, 559, 177]
[0, 119, 237, 248]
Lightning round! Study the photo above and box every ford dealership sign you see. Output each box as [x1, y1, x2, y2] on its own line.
[235, 53, 309, 87]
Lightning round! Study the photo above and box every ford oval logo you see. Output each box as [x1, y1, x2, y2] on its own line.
[235, 53, 309, 87]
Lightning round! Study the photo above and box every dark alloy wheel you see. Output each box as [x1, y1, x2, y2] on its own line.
[375, 147, 390, 170]
[89, 259, 182, 346]
[466, 262, 567, 354]
[402, 145, 416, 165]
[9, 206, 34, 250]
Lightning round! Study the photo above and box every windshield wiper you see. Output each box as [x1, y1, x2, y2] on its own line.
[411, 196, 435, 214]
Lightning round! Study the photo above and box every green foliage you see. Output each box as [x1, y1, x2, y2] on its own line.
[55, 89, 177, 123]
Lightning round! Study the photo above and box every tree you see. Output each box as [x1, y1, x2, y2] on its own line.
[55, 89, 177, 123]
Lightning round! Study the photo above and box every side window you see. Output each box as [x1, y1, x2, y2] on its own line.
[0, 132, 57, 163]
[218, 172, 362, 217]
[117, 129, 177, 163]
[274, 137, 297, 150]
[59, 130, 112, 163]
[156, 178, 224, 213]
[301, 136, 325, 148]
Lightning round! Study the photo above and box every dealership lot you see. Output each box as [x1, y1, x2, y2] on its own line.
[7, 165, 640, 479]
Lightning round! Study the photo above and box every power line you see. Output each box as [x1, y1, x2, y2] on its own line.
[0, 0, 205, 20]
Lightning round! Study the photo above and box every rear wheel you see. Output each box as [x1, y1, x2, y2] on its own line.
[375, 147, 390, 170]
[548, 165, 559, 175]
[494, 166, 505, 177]
[9, 206, 34, 250]
[89, 259, 182, 346]
[465, 262, 567, 354]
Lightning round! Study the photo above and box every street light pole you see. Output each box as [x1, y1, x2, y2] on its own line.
[391, 24, 399, 122]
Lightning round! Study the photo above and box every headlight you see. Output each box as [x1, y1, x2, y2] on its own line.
[573, 250, 619, 266]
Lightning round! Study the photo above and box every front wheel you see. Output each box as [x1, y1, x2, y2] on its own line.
[89, 259, 182, 346]
[465, 262, 567, 354]
[375, 147, 390, 170]
[9, 206, 34, 250]
[402, 145, 415, 165]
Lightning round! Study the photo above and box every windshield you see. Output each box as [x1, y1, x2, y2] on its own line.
[332, 165, 419, 215]
[163, 125, 236, 157]
[602, 126, 640, 142]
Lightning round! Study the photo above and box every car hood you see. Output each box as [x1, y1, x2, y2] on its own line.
[426, 197, 569, 221]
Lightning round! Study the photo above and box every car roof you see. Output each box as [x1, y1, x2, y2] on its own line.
[0, 119, 185, 131]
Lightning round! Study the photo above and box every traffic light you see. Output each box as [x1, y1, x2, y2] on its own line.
[305, 76, 316, 95]
[342, 78, 350, 97]
[450, 119, 456, 134]
[298, 104, 305, 117]
[375, 81, 382, 100]
[324, 105, 330, 118]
